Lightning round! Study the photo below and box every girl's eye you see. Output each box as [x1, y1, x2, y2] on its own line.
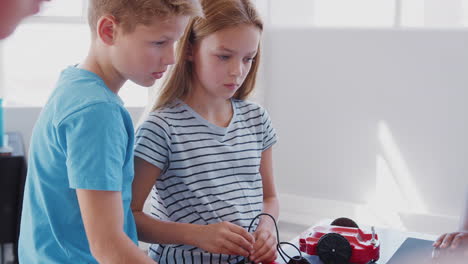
[218, 55, 230, 61]
[244, 57, 254, 63]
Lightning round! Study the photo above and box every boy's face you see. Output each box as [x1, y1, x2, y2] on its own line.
[110, 15, 190, 87]
[0, 0, 48, 39]
[191, 24, 261, 100]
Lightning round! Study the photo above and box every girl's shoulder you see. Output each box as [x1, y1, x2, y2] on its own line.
[144, 101, 189, 127]
[233, 99, 266, 116]
[153, 101, 186, 115]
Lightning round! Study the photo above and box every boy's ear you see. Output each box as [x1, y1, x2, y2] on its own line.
[97, 15, 118, 45]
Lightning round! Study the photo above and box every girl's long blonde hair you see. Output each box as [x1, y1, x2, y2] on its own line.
[152, 0, 263, 110]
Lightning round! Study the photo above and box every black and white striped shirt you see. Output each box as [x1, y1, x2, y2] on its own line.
[134, 99, 277, 264]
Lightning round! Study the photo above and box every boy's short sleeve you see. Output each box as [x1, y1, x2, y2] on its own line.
[261, 107, 278, 151]
[134, 113, 171, 171]
[59, 102, 127, 191]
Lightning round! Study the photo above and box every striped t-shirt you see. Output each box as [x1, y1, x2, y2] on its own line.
[134, 99, 277, 264]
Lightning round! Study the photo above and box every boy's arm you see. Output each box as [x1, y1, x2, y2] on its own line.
[250, 147, 280, 263]
[131, 157, 254, 256]
[76, 189, 155, 264]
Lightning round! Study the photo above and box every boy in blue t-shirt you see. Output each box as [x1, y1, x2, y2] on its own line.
[18, 0, 201, 263]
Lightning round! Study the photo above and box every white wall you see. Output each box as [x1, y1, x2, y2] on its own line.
[264, 28, 468, 233]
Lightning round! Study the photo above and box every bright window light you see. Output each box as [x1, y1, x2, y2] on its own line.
[269, 0, 315, 26]
[35, 0, 84, 17]
[314, 0, 396, 27]
[424, 0, 463, 28]
[461, 0, 468, 26]
[400, 0, 425, 27]
[2, 23, 147, 107]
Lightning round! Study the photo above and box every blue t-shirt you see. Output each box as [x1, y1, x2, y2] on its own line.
[19, 66, 138, 263]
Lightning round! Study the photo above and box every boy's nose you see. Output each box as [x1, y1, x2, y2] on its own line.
[163, 46, 176, 66]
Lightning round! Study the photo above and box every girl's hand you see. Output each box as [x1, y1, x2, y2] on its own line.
[194, 221, 255, 257]
[250, 226, 277, 263]
[433, 231, 468, 249]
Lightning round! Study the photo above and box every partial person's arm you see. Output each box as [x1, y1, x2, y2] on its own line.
[77, 189, 155, 264]
[433, 192, 468, 249]
[250, 147, 280, 263]
[461, 192, 468, 231]
[131, 157, 255, 257]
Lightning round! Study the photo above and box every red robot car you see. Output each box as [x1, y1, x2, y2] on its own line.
[298, 218, 380, 264]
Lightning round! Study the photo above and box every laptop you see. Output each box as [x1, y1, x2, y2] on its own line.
[387, 237, 466, 264]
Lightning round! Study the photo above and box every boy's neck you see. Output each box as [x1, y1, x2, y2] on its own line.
[79, 50, 126, 94]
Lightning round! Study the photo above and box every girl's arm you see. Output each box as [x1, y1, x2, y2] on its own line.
[250, 147, 280, 263]
[256, 147, 280, 230]
[131, 157, 255, 257]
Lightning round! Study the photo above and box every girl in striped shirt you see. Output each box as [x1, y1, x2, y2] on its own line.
[132, 0, 279, 263]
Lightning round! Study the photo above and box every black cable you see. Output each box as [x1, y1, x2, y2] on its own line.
[244, 213, 303, 264]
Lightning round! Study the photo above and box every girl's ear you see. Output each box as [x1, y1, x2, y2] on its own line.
[186, 42, 194, 61]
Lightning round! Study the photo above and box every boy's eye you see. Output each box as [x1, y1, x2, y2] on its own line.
[217, 55, 230, 61]
[152, 41, 166, 46]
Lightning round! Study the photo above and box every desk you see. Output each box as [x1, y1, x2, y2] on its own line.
[0, 132, 27, 264]
[277, 224, 438, 264]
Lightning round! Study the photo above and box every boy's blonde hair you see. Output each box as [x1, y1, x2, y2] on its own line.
[153, 0, 263, 110]
[88, 0, 203, 35]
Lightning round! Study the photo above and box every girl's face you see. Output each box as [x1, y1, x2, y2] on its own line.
[190, 24, 261, 101]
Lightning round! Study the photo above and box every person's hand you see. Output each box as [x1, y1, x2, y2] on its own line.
[432, 231, 468, 263]
[249, 226, 277, 263]
[433, 231, 468, 250]
[194, 221, 255, 257]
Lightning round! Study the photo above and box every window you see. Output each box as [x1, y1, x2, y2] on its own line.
[0, 0, 148, 107]
[36, 0, 85, 18]
[256, 0, 468, 28]
[400, 0, 425, 27]
[314, 0, 396, 27]
[3, 23, 91, 106]
[269, 0, 315, 26]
